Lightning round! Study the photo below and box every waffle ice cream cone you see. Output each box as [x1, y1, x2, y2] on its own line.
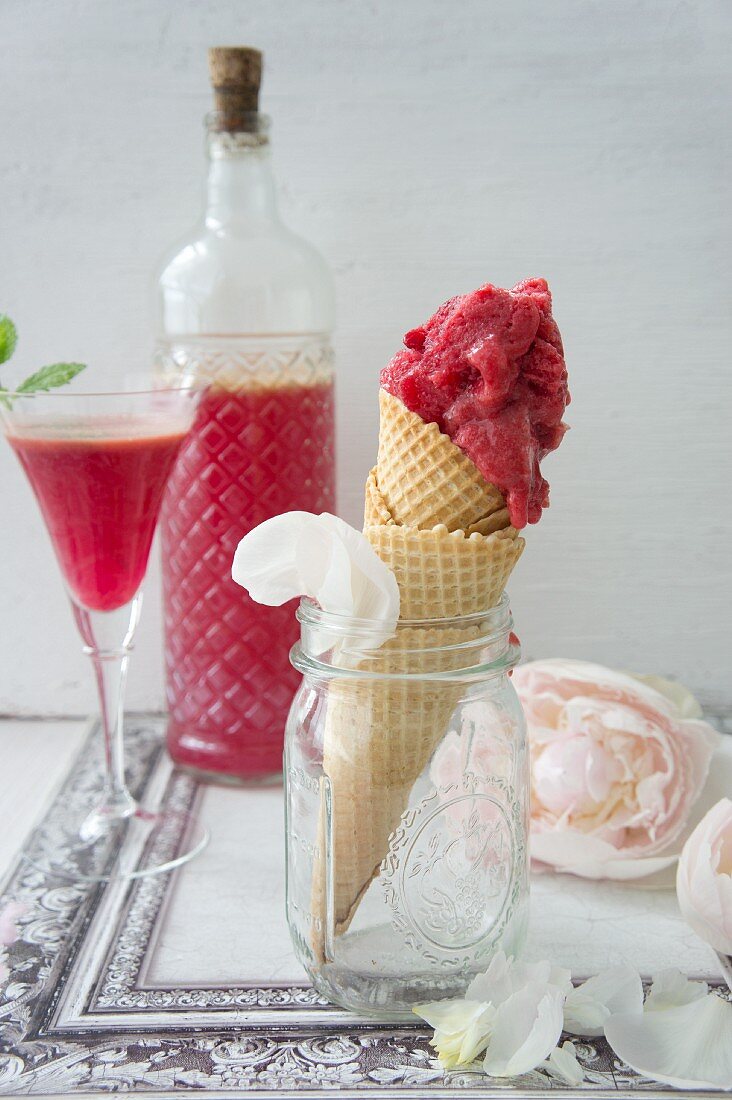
[311, 485, 524, 957]
[376, 389, 506, 531]
[306, 280, 568, 962]
[364, 467, 394, 527]
[366, 522, 522, 619]
[467, 509, 514, 537]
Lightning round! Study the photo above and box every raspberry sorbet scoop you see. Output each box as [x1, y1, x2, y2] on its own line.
[380, 278, 570, 529]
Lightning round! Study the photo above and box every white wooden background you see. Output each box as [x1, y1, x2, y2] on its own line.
[1, 0, 730, 716]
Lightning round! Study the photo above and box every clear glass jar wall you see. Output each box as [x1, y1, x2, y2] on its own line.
[284, 596, 529, 1018]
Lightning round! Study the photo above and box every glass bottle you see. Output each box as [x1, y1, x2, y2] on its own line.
[285, 595, 529, 1017]
[155, 48, 336, 784]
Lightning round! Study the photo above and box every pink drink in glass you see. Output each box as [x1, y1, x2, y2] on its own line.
[161, 377, 335, 782]
[2, 382, 207, 883]
[10, 424, 187, 611]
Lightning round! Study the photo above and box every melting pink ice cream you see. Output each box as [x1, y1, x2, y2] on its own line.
[380, 278, 570, 528]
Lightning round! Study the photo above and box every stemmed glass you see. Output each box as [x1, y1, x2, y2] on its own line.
[1, 380, 208, 881]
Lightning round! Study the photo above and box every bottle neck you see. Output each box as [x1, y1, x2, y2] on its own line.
[204, 129, 279, 230]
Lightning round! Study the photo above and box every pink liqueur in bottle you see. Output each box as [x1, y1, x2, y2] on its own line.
[155, 48, 336, 783]
[160, 371, 334, 781]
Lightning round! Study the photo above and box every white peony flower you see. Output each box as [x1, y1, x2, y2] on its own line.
[412, 998, 496, 1069]
[676, 798, 732, 956]
[414, 953, 571, 1075]
[513, 660, 720, 880]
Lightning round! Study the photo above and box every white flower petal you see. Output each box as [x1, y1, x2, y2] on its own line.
[458, 1004, 497, 1065]
[412, 998, 483, 1034]
[466, 950, 514, 1004]
[412, 999, 488, 1068]
[467, 951, 571, 1006]
[531, 828, 680, 881]
[516, 660, 682, 720]
[544, 1041, 585, 1086]
[316, 514, 399, 622]
[605, 993, 732, 1091]
[231, 510, 316, 605]
[630, 674, 704, 719]
[231, 512, 399, 639]
[644, 969, 708, 1012]
[564, 967, 644, 1036]
[483, 983, 565, 1077]
[304, 521, 356, 613]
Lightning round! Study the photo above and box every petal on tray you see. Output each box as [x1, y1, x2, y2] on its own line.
[605, 992, 732, 1091]
[564, 966, 644, 1037]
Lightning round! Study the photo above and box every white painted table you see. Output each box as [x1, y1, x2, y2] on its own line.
[0, 715, 729, 1097]
[1, 717, 728, 983]
[0, 719, 87, 877]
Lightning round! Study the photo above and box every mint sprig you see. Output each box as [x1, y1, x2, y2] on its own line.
[0, 316, 18, 366]
[15, 362, 87, 393]
[0, 313, 86, 406]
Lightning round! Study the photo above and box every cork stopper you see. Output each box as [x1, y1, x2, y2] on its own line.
[208, 47, 263, 127]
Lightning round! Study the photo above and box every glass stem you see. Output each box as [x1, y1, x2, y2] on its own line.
[73, 595, 143, 842]
[90, 649, 135, 818]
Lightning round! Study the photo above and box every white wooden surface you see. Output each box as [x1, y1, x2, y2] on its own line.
[0, 720, 86, 873]
[0, 719, 728, 985]
[150, 784, 723, 985]
[0, 0, 730, 716]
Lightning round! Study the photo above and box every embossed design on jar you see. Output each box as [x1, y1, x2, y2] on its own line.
[287, 765, 320, 795]
[381, 773, 523, 965]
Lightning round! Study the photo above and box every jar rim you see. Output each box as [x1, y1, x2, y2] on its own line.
[292, 593, 518, 682]
[296, 592, 511, 637]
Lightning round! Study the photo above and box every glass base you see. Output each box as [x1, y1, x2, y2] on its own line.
[307, 924, 472, 1020]
[23, 804, 209, 884]
[166, 721, 286, 787]
[176, 763, 283, 789]
[302, 903, 530, 1018]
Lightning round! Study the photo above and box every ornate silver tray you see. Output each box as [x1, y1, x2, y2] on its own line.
[0, 716, 729, 1098]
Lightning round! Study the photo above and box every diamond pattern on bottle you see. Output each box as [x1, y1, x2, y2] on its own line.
[158, 340, 335, 780]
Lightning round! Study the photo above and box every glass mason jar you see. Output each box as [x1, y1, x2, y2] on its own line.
[155, 109, 336, 785]
[285, 595, 529, 1017]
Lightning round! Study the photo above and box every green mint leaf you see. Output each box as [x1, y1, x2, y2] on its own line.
[15, 361, 87, 394]
[0, 315, 18, 365]
[0, 388, 11, 411]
